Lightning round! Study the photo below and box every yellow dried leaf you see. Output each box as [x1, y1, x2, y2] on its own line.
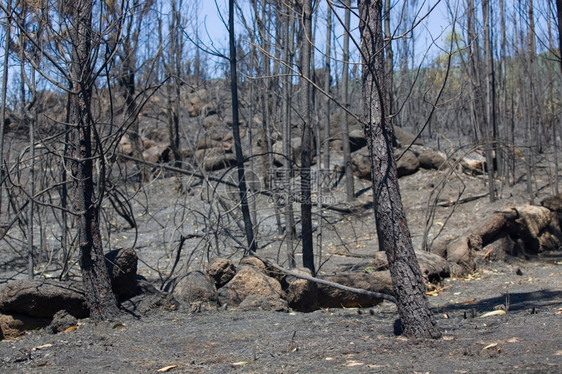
[34, 344, 53, 350]
[156, 365, 177, 372]
[64, 326, 78, 332]
[232, 360, 253, 367]
[346, 361, 364, 367]
[482, 343, 498, 350]
[477, 310, 506, 318]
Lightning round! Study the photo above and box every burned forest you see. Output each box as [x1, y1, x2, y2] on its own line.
[0, 1, 561, 373]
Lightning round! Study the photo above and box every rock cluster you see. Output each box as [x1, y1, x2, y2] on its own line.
[434, 196, 562, 275]
[0, 248, 175, 340]
[2, 194, 560, 340]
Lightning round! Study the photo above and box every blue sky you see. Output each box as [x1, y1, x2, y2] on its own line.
[195, 0, 455, 68]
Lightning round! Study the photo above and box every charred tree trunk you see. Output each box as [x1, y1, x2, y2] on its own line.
[557, 0, 562, 72]
[281, 5, 297, 268]
[0, 0, 11, 215]
[229, 0, 257, 255]
[117, 2, 148, 181]
[358, 0, 441, 339]
[383, 0, 394, 142]
[482, 0, 496, 202]
[340, 0, 354, 202]
[299, 0, 315, 274]
[323, 6, 332, 173]
[166, 0, 183, 168]
[69, 0, 119, 321]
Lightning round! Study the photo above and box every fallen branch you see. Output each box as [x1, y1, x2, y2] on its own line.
[436, 193, 489, 207]
[254, 255, 397, 304]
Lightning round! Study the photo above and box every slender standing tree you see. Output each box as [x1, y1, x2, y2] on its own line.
[299, 0, 315, 273]
[229, 0, 257, 255]
[383, 0, 394, 139]
[323, 5, 332, 174]
[165, 0, 183, 168]
[557, 0, 562, 72]
[358, 0, 441, 339]
[281, 3, 298, 267]
[482, 0, 497, 202]
[340, 0, 354, 202]
[112, 0, 151, 181]
[68, 0, 119, 320]
[0, 0, 11, 215]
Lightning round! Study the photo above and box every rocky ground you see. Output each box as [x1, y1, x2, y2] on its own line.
[0, 253, 560, 373]
[1, 158, 561, 373]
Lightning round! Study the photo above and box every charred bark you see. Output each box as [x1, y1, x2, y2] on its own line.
[69, 0, 119, 321]
[358, 0, 441, 339]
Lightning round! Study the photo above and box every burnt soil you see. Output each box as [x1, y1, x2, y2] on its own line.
[1, 166, 562, 373]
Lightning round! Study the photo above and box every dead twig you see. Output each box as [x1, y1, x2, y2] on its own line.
[436, 193, 489, 207]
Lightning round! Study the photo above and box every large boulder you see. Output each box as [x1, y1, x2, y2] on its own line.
[445, 235, 480, 275]
[142, 144, 170, 164]
[510, 205, 562, 253]
[396, 150, 420, 177]
[349, 129, 367, 152]
[238, 295, 288, 312]
[515, 205, 552, 236]
[239, 256, 269, 275]
[118, 134, 133, 156]
[461, 152, 486, 175]
[226, 266, 284, 307]
[317, 272, 393, 309]
[105, 248, 138, 301]
[541, 194, 562, 213]
[195, 147, 236, 171]
[352, 147, 420, 180]
[351, 147, 371, 180]
[0, 280, 88, 319]
[143, 128, 170, 145]
[418, 148, 448, 170]
[120, 279, 179, 316]
[393, 127, 422, 148]
[171, 271, 219, 311]
[187, 89, 208, 117]
[285, 268, 318, 312]
[202, 114, 223, 129]
[207, 258, 237, 288]
[0, 313, 50, 339]
[478, 233, 519, 263]
[471, 210, 516, 245]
